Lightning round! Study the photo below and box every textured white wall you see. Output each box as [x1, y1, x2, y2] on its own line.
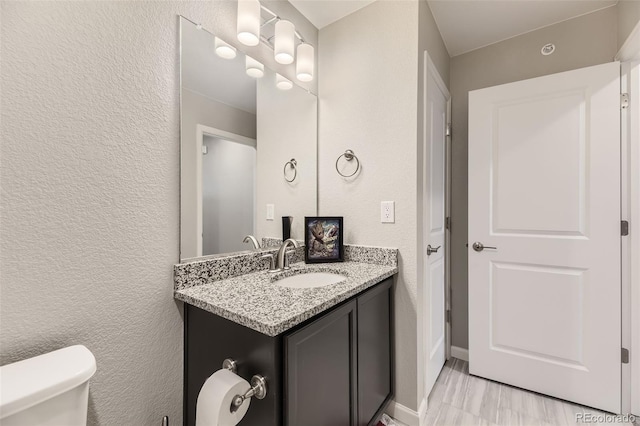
[0, 1, 316, 425]
[449, 6, 618, 349]
[319, 0, 422, 410]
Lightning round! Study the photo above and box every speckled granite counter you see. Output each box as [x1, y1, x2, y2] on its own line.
[174, 245, 398, 336]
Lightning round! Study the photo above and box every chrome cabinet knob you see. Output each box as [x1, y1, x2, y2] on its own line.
[426, 245, 441, 256]
[472, 242, 497, 252]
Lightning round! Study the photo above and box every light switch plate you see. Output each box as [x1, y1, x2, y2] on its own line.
[266, 204, 275, 221]
[381, 201, 395, 223]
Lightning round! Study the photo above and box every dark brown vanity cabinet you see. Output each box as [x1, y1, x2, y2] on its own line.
[184, 277, 394, 426]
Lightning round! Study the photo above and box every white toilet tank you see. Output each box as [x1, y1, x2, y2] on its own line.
[0, 345, 96, 426]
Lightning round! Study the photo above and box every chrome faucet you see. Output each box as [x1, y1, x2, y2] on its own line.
[243, 235, 261, 249]
[275, 238, 299, 271]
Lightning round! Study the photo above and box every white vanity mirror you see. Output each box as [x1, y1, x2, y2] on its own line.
[180, 17, 318, 261]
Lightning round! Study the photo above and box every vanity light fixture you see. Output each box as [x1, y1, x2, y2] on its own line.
[274, 20, 295, 64]
[237, 0, 261, 46]
[246, 56, 265, 78]
[276, 73, 293, 90]
[296, 43, 314, 82]
[214, 37, 237, 59]
[235, 1, 315, 82]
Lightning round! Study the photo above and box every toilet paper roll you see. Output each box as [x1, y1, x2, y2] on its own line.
[196, 369, 251, 426]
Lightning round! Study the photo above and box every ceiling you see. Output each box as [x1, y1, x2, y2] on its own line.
[289, 0, 376, 29]
[288, 0, 617, 57]
[428, 0, 617, 56]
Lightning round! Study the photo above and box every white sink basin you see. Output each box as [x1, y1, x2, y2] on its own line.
[275, 272, 346, 289]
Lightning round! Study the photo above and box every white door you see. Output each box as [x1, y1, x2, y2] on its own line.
[424, 53, 450, 396]
[468, 61, 621, 413]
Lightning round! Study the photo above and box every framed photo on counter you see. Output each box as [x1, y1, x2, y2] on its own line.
[304, 217, 344, 263]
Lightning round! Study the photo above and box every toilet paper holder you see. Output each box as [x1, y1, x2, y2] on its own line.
[222, 358, 267, 413]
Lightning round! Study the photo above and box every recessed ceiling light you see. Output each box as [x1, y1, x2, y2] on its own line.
[541, 43, 555, 56]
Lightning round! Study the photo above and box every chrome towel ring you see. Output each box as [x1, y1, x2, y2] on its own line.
[336, 149, 360, 177]
[284, 159, 297, 182]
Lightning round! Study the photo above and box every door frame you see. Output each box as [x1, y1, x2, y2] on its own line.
[419, 50, 452, 404]
[616, 23, 640, 415]
[445, 82, 452, 362]
[195, 124, 257, 257]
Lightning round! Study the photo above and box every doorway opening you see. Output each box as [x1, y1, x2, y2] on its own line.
[196, 124, 257, 257]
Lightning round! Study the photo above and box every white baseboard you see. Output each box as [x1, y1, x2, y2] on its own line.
[418, 398, 428, 425]
[386, 398, 428, 426]
[451, 345, 469, 361]
[386, 400, 417, 426]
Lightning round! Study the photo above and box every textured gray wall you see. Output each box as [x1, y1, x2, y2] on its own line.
[0, 1, 316, 425]
[449, 6, 618, 349]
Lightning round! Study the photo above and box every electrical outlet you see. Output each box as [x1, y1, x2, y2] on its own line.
[266, 204, 275, 220]
[381, 201, 395, 223]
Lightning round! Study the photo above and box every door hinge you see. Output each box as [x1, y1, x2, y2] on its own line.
[622, 348, 629, 364]
[446, 309, 451, 324]
[622, 220, 629, 236]
[621, 93, 629, 109]
[445, 217, 451, 230]
[446, 123, 452, 137]
[201, 145, 208, 155]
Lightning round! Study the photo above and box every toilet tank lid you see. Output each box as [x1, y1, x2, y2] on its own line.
[0, 345, 96, 419]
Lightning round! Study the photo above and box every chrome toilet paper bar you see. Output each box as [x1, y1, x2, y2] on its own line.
[222, 359, 267, 413]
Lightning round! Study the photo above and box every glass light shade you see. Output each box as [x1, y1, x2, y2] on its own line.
[296, 43, 314, 82]
[214, 37, 236, 59]
[276, 73, 293, 90]
[245, 56, 264, 78]
[237, 0, 260, 46]
[274, 20, 295, 64]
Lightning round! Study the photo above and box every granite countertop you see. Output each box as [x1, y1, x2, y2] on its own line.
[174, 249, 397, 336]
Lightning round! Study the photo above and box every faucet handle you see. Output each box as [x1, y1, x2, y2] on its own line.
[260, 253, 277, 272]
[284, 249, 297, 269]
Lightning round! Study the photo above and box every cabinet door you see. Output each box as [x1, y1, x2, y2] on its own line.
[285, 300, 357, 426]
[357, 278, 393, 426]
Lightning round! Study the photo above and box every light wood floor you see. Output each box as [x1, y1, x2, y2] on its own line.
[405, 358, 639, 426]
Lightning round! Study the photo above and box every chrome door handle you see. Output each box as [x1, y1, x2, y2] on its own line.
[472, 242, 497, 252]
[426, 245, 441, 256]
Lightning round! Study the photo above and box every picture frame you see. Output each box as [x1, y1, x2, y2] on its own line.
[304, 216, 344, 263]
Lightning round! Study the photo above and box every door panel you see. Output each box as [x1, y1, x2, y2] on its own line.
[469, 61, 621, 413]
[491, 262, 586, 365]
[492, 91, 587, 235]
[424, 53, 450, 396]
